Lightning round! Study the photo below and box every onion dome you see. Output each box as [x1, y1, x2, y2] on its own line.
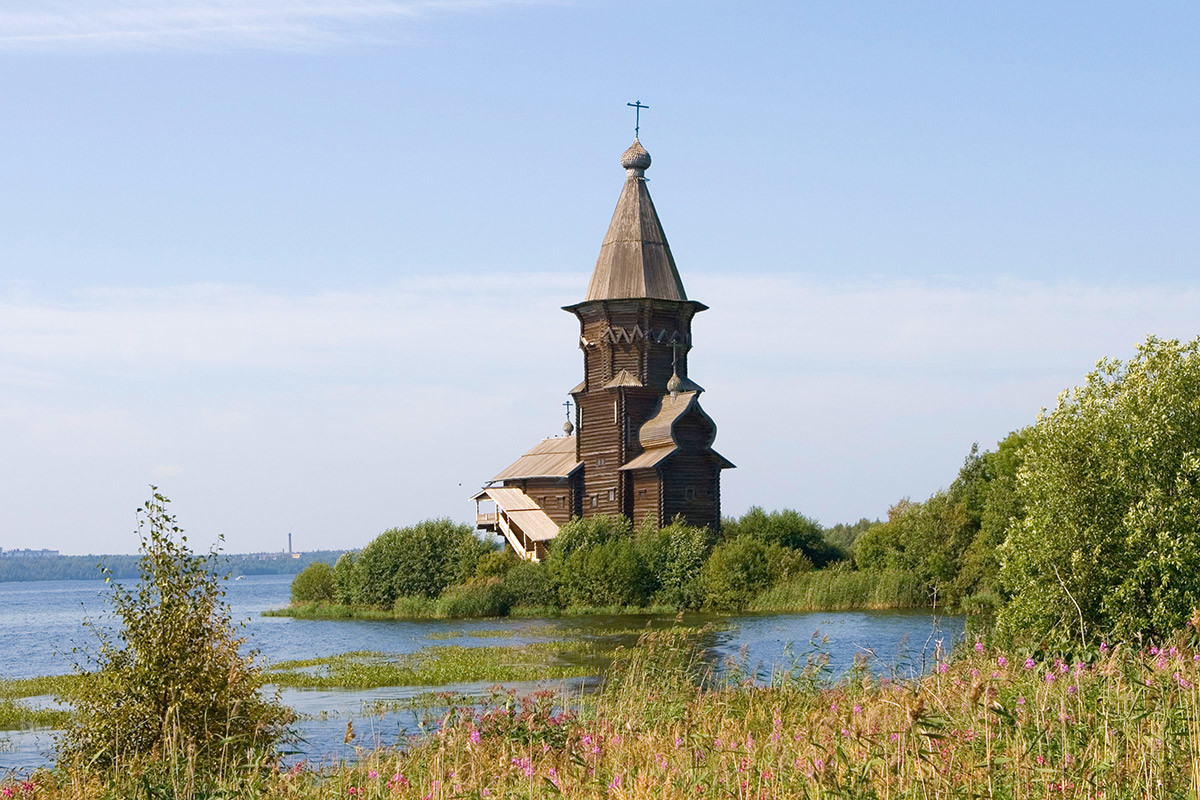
[620, 140, 652, 175]
[667, 370, 683, 397]
[563, 419, 575, 435]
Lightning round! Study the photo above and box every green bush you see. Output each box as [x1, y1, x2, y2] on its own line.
[701, 536, 773, 609]
[503, 561, 557, 608]
[332, 551, 358, 604]
[637, 518, 714, 609]
[353, 519, 493, 608]
[57, 489, 290, 775]
[437, 578, 514, 618]
[998, 336, 1200, 644]
[722, 507, 842, 567]
[474, 548, 517, 581]
[550, 514, 632, 557]
[290, 561, 336, 604]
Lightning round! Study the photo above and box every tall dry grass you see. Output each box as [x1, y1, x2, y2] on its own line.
[9, 626, 1200, 798]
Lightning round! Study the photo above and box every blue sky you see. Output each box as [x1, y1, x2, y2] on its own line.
[2, 1, 1199, 554]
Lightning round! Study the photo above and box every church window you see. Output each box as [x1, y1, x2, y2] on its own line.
[684, 488, 696, 500]
[608, 488, 616, 502]
[597, 457, 606, 467]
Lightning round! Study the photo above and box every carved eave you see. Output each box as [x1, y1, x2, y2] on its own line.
[603, 369, 643, 390]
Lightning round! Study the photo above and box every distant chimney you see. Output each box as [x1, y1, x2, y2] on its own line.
[288, 532, 293, 556]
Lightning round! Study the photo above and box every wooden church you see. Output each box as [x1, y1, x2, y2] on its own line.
[474, 139, 733, 560]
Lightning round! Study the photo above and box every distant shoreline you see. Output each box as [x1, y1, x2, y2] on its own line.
[0, 551, 345, 583]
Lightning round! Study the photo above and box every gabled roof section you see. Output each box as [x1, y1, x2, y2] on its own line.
[584, 141, 688, 302]
[491, 435, 581, 482]
[620, 391, 734, 471]
[603, 369, 643, 390]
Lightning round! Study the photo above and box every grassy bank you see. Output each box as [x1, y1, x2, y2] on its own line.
[749, 569, 929, 612]
[10, 627, 1200, 798]
[267, 569, 930, 621]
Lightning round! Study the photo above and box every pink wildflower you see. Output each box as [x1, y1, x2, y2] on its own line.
[1024, 658, 1036, 669]
[997, 656, 1007, 667]
[1100, 642, 1109, 653]
[368, 770, 378, 779]
[975, 642, 985, 652]
[1017, 696, 1025, 706]
[938, 663, 949, 673]
[608, 774, 623, 791]
[469, 729, 481, 744]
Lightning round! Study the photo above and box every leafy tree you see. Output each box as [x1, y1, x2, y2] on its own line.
[700, 537, 773, 609]
[722, 507, 842, 567]
[331, 551, 358, 604]
[58, 489, 290, 774]
[822, 518, 877, 560]
[291, 561, 336, 604]
[998, 336, 1200, 644]
[354, 519, 492, 606]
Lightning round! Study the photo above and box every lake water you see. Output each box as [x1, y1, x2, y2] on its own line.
[0, 575, 964, 773]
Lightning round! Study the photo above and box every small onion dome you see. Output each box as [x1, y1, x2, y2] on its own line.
[620, 140, 651, 174]
[563, 419, 575, 434]
[666, 371, 683, 397]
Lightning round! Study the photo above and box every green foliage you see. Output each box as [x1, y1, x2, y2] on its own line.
[549, 514, 633, 557]
[821, 517, 876, 559]
[57, 489, 290, 774]
[855, 434, 1028, 610]
[435, 578, 514, 618]
[502, 560, 557, 609]
[331, 551, 358, 604]
[700, 537, 773, 609]
[998, 336, 1200, 645]
[473, 548, 517, 581]
[290, 560, 336, 604]
[352, 519, 492, 607]
[722, 506, 842, 567]
[544, 515, 715, 610]
[638, 518, 715, 608]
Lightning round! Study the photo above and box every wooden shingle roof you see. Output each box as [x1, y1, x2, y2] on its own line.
[583, 141, 688, 302]
[491, 435, 581, 482]
[620, 391, 734, 471]
[477, 487, 560, 541]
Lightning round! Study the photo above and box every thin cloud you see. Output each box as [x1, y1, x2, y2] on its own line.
[0, 0, 538, 52]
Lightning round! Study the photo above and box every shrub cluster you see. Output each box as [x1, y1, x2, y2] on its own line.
[293, 508, 847, 617]
[59, 490, 290, 781]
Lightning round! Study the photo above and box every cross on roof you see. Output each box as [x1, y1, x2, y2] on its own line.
[627, 100, 649, 139]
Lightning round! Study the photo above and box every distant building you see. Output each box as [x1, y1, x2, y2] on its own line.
[0, 547, 60, 558]
[475, 140, 734, 560]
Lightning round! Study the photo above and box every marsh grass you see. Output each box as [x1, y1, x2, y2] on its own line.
[0, 675, 80, 732]
[0, 674, 82, 700]
[749, 569, 928, 612]
[0, 699, 70, 730]
[266, 642, 602, 689]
